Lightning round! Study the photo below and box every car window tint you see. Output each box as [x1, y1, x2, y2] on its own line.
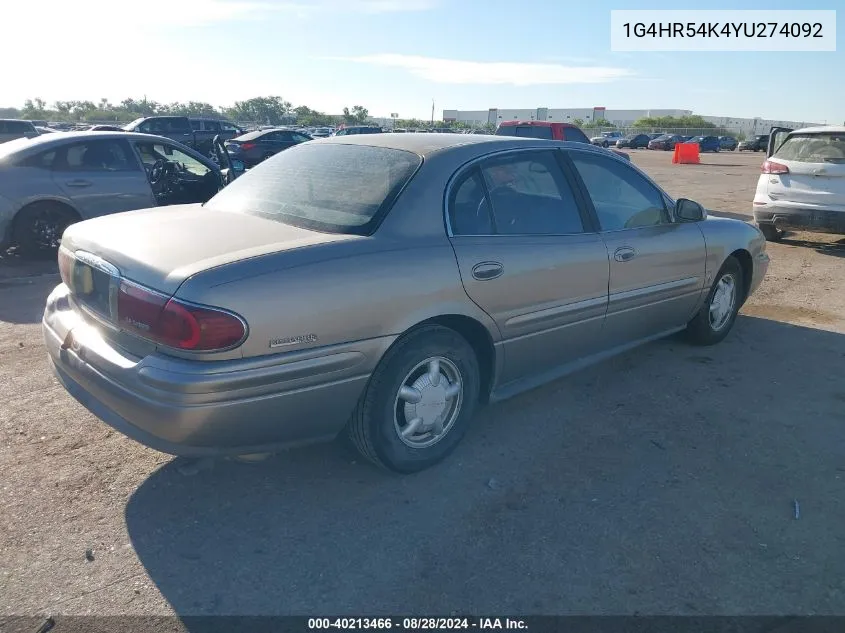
[478, 151, 584, 235]
[570, 152, 668, 231]
[292, 133, 311, 142]
[205, 143, 421, 235]
[772, 133, 845, 164]
[563, 127, 590, 143]
[449, 169, 493, 236]
[220, 122, 237, 132]
[60, 141, 135, 172]
[203, 120, 220, 132]
[190, 120, 202, 131]
[20, 149, 57, 169]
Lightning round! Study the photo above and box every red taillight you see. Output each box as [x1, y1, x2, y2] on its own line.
[116, 280, 246, 351]
[762, 160, 789, 175]
[239, 142, 256, 151]
[58, 247, 73, 287]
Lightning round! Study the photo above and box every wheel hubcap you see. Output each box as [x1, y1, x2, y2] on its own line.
[394, 357, 463, 449]
[709, 273, 737, 331]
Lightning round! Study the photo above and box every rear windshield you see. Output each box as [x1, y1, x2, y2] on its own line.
[205, 143, 422, 235]
[773, 132, 845, 164]
[495, 125, 553, 140]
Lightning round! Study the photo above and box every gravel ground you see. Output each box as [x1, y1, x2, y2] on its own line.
[1, 149, 844, 621]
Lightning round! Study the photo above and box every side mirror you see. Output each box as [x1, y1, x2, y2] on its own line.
[675, 198, 706, 222]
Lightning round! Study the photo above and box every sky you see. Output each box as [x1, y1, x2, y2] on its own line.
[1, 0, 841, 123]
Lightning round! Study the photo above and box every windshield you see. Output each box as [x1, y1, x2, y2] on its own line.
[655, 135, 671, 141]
[124, 118, 144, 130]
[772, 132, 845, 164]
[205, 143, 422, 235]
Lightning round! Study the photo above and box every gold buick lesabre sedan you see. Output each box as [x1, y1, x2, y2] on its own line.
[43, 134, 769, 472]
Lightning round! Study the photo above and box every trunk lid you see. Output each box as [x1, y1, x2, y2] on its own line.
[60, 203, 357, 296]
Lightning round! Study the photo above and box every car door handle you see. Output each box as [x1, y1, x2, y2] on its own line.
[471, 261, 504, 281]
[614, 247, 637, 262]
[65, 179, 92, 187]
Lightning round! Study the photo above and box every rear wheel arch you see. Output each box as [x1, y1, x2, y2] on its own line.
[12, 199, 81, 231]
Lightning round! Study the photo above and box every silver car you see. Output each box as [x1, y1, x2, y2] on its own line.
[0, 131, 239, 256]
[43, 134, 770, 472]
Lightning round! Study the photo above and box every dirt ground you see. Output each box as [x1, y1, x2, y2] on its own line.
[1, 148, 845, 622]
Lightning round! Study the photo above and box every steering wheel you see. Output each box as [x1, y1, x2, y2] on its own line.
[149, 159, 167, 185]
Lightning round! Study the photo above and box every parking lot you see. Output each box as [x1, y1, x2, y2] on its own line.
[1, 148, 845, 619]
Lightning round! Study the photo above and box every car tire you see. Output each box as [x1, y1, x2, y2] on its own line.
[347, 325, 481, 473]
[758, 223, 784, 242]
[13, 202, 78, 259]
[685, 256, 744, 346]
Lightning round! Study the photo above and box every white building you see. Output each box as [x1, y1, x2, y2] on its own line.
[443, 107, 692, 127]
[442, 107, 821, 134]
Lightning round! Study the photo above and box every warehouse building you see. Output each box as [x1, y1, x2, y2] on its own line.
[442, 107, 821, 135]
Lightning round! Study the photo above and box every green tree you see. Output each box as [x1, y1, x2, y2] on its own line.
[343, 105, 369, 125]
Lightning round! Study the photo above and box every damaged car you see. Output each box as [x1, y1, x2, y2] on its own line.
[0, 131, 241, 256]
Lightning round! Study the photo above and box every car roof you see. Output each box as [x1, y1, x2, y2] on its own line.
[788, 125, 845, 134]
[313, 132, 626, 158]
[0, 130, 198, 155]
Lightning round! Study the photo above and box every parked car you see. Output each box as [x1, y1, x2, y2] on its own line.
[0, 132, 240, 256]
[43, 134, 768, 473]
[590, 131, 624, 148]
[311, 127, 333, 138]
[122, 116, 242, 156]
[738, 135, 769, 152]
[719, 136, 738, 151]
[753, 126, 845, 241]
[615, 134, 651, 149]
[648, 134, 684, 150]
[225, 128, 312, 168]
[334, 126, 383, 136]
[0, 119, 39, 144]
[685, 136, 721, 152]
[496, 121, 630, 160]
[88, 125, 125, 132]
[35, 126, 59, 135]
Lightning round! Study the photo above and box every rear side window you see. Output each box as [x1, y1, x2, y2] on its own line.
[5, 121, 35, 133]
[59, 140, 136, 172]
[205, 144, 422, 235]
[562, 127, 590, 143]
[773, 133, 845, 164]
[476, 151, 584, 235]
[496, 125, 554, 140]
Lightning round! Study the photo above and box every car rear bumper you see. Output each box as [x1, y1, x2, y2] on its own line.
[753, 202, 845, 234]
[43, 284, 388, 456]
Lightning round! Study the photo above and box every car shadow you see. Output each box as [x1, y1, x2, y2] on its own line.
[781, 236, 845, 258]
[0, 274, 58, 324]
[125, 315, 845, 622]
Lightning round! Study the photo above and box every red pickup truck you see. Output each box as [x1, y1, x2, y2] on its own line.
[495, 121, 630, 160]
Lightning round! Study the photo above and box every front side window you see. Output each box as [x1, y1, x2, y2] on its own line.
[476, 151, 584, 235]
[570, 152, 669, 231]
[205, 143, 421, 235]
[203, 120, 221, 132]
[134, 142, 211, 177]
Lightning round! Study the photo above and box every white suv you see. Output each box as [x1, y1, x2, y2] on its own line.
[753, 126, 845, 241]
